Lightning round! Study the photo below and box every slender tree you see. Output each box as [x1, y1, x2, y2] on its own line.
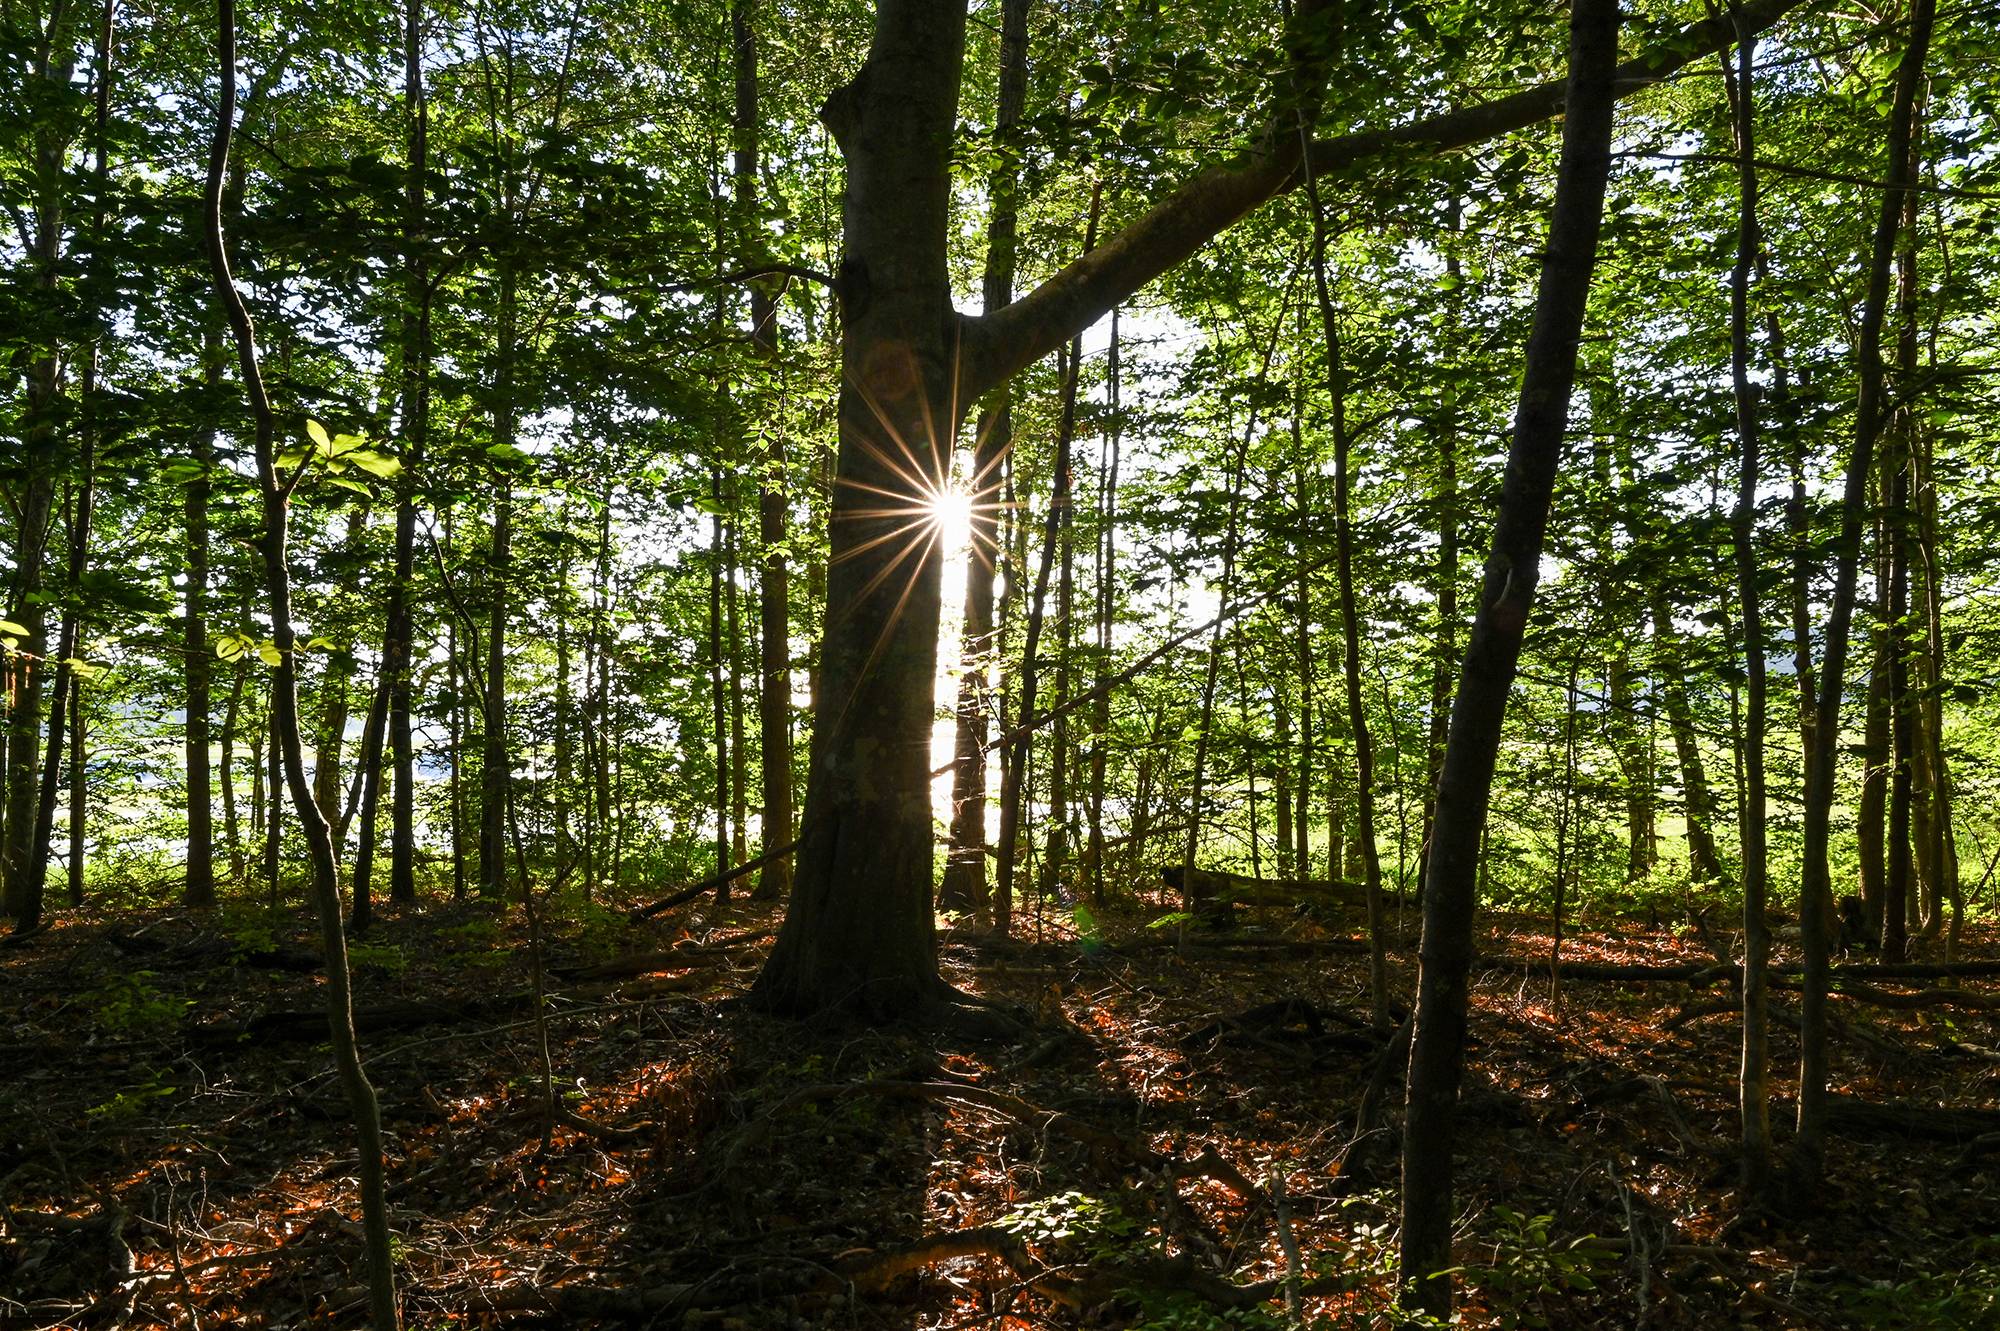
[1398, 0, 1619, 1312]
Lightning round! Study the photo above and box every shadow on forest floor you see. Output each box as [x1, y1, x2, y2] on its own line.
[2, 890, 1998, 1328]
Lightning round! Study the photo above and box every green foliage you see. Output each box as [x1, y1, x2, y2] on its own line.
[346, 941, 408, 975]
[1838, 1238, 2000, 1330]
[441, 916, 507, 970]
[1470, 1206, 1616, 1330]
[87, 1073, 176, 1123]
[995, 1190, 1145, 1260]
[220, 906, 281, 960]
[89, 971, 190, 1039]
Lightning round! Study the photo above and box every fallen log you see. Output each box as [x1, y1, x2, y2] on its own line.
[546, 929, 772, 982]
[191, 970, 718, 1045]
[1159, 863, 1390, 909]
[1819, 1093, 2000, 1144]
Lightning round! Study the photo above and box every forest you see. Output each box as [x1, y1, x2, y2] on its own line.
[6, 0, 2000, 1325]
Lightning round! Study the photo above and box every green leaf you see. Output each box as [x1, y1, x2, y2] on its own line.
[0, 620, 29, 637]
[257, 641, 283, 667]
[344, 448, 402, 479]
[306, 419, 332, 450]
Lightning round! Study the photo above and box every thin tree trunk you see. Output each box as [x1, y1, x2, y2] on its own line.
[1398, 0, 1618, 1313]
[735, 0, 793, 902]
[221, 662, 246, 883]
[728, 519, 748, 868]
[998, 202, 1100, 931]
[1793, 0, 1934, 1192]
[480, 255, 517, 900]
[386, 0, 428, 906]
[186, 340, 217, 907]
[1086, 305, 1119, 907]
[201, 9, 399, 1318]
[1303, 156, 1389, 1030]
[1723, 18, 1774, 1202]
[942, 0, 1031, 921]
[1650, 589, 1731, 889]
[312, 509, 366, 827]
[1422, 201, 1462, 891]
[710, 470, 732, 898]
[1549, 655, 1581, 1011]
[350, 670, 392, 928]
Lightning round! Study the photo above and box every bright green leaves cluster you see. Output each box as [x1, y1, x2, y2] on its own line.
[280, 419, 403, 494]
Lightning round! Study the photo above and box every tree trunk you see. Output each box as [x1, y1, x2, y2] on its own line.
[748, 0, 971, 1016]
[221, 662, 246, 883]
[1793, 0, 1934, 1192]
[710, 470, 732, 898]
[480, 253, 517, 900]
[999, 210, 1100, 932]
[186, 344, 217, 907]
[728, 517, 748, 868]
[1086, 305, 1119, 907]
[1650, 589, 1730, 889]
[350, 670, 392, 929]
[201, 9, 400, 1319]
[1723, 18, 1774, 1202]
[1304, 157, 1390, 1030]
[386, 0, 428, 906]
[1398, 0, 1618, 1313]
[941, 0, 1030, 919]
[480, 480, 512, 900]
[735, 0, 794, 902]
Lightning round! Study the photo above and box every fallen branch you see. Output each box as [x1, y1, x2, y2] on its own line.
[628, 840, 801, 920]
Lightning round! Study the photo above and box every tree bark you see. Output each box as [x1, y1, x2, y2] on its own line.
[1650, 588, 1730, 889]
[1302, 156, 1388, 1027]
[735, 0, 794, 902]
[1793, 0, 1934, 1192]
[748, 0, 973, 1016]
[1722, 17, 1774, 1203]
[201, 6, 399, 1319]
[940, 0, 1030, 919]
[1398, 0, 1618, 1314]
[386, 0, 428, 906]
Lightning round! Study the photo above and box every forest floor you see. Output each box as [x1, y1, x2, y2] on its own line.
[3, 885, 1998, 1330]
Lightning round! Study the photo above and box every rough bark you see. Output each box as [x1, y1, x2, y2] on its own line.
[747, 0, 972, 1016]
[1398, 0, 1618, 1314]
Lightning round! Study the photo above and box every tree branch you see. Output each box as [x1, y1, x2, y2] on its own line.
[963, 0, 1816, 395]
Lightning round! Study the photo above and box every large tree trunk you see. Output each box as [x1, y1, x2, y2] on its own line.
[748, 0, 971, 1017]
[1398, 0, 1618, 1314]
[747, 0, 1789, 1021]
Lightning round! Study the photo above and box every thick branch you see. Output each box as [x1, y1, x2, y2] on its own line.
[964, 0, 1814, 393]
